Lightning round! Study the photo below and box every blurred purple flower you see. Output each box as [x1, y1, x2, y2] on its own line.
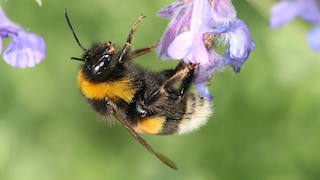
[307, 25, 320, 51]
[157, 0, 255, 100]
[270, 0, 320, 51]
[0, 7, 45, 68]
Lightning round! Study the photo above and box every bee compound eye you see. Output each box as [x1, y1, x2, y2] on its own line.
[91, 60, 104, 75]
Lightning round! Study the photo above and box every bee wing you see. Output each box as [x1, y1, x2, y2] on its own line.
[107, 100, 178, 170]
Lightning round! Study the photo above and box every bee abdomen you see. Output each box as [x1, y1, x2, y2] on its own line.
[176, 94, 213, 134]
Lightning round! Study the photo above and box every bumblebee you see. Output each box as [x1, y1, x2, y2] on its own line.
[64, 9, 213, 170]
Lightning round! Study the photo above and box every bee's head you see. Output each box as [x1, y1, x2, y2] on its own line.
[64, 9, 128, 82]
[80, 41, 124, 82]
[83, 42, 113, 74]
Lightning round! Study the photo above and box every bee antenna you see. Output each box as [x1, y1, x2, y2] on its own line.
[71, 57, 84, 61]
[64, 8, 87, 51]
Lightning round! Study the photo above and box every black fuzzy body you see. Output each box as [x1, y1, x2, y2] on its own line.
[77, 42, 193, 134]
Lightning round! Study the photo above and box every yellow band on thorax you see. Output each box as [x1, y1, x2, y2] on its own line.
[77, 71, 136, 103]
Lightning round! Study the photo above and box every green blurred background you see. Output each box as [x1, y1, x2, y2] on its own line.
[1, 0, 320, 179]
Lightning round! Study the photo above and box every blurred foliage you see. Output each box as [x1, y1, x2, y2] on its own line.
[0, 0, 320, 180]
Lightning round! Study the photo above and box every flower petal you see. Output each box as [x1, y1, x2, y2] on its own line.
[269, 1, 300, 28]
[298, 0, 320, 24]
[158, 1, 186, 18]
[211, 19, 255, 63]
[157, 3, 193, 59]
[3, 31, 45, 68]
[223, 49, 240, 72]
[184, 0, 213, 65]
[194, 50, 227, 100]
[0, 7, 21, 38]
[195, 82, 212, 101]
[210, 0, 237, 25]
[168, 31, 192, 59]
[0, 7, 14, 27]
[270, 0, 320, 28]
[223, 46, 253, 73]
[0, 7, 22, 57]
[307, 25, 320, 51]
[228, 19, 255, 60]
[190, 33, 210, 65]
[194, 51, 225, 83]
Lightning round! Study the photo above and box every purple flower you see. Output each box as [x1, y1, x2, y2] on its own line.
[307, 25, 320, 51]
[157, 0, 255, 99]
[270, 0, 320, 51]
[0, 7, 45, 68]
[193, 50, 227, 100]
[210, 19, 255, 72]
[157, 0, 193, 59]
